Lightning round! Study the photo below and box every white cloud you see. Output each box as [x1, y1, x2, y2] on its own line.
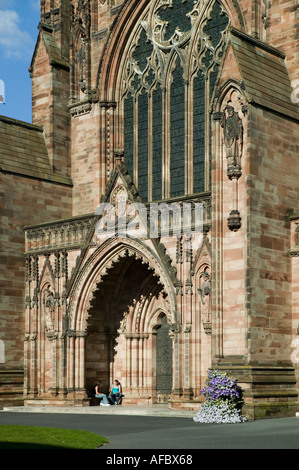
[0, 9, 35, 60]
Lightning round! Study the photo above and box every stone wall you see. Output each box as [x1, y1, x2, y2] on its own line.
[0, 169, 72, 406]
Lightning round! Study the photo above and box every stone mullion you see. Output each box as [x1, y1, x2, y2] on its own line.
[162, 87, 169, 199]
[186, 79, 193, 194]
[133, 97, 138, 185]
[148, 92, 153, 201]
[204, 77, 210, 192]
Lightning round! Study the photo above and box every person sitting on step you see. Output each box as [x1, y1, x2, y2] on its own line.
[108, 379, 123, 405]
[94, 381, 110, 406]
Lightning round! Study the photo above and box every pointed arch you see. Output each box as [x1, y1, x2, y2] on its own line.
[97, 0, 245, 101]
[68, 236, 179, 332]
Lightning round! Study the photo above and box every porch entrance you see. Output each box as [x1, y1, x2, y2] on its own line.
[85, 250, 173, 404]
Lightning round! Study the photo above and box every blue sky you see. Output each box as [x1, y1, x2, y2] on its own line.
[0, 0, 40, 123]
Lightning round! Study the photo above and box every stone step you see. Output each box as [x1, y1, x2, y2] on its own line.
[1, 405, 196, 418]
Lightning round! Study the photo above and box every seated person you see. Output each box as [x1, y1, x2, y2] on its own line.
[94, 381, 110, 406]
[108, 380, 123, 405]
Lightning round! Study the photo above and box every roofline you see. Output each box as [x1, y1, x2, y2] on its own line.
[0, 114, 43, 132]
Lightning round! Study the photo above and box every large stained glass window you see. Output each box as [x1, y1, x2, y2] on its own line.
[122, 0, 229, 201]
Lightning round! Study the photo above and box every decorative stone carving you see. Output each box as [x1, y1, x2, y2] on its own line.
[220, 104, 243, 179]
[227, 209, 242, 232]
[198, 266, 212, 334]
[43, 287, 55, 332]
[70, 0, 91, 104]
[214, 86, 248, 232]
[76, 38, 88, 93]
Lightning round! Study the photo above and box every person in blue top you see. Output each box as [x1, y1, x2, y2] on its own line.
[108, 379, 123, 405]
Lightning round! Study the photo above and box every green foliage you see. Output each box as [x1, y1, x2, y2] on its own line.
[0, 425, 109, 449]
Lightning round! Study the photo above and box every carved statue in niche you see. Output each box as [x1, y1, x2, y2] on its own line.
[76, 37, 87, 93]
[198, 267, 211, 333]
[43, 287, 55, 332]
[220, 104, 243, 178]
[71, 0, 91, 99]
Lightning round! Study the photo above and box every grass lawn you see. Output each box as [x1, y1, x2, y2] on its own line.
[0, 425, 109, 449]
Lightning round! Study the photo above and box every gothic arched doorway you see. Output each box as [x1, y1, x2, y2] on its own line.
[84, 250, 174, 404]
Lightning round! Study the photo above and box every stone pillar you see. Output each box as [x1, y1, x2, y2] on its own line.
[30, 334, 37, 396]
[131, 337, 139, 390]
[183, 324, 193, 399]
[23, 334, 30, 396]
[76, 331, 87, 395]
[67, 330, 76, 393]
[170, 329, 182, 400]
[59, 333, 67, 396]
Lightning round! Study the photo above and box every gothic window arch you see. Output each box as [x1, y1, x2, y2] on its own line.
[121, 0, 229, 202]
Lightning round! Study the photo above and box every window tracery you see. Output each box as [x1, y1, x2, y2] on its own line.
[122, 0, 229, 201]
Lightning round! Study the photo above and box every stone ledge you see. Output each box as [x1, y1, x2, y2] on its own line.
[243, 401, 299, 420]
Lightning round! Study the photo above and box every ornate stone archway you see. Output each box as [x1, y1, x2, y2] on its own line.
[67, 237, 179, 404]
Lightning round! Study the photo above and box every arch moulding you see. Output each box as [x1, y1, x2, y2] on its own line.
[97, 0, 245, 103]
[68, 236, 179, 333]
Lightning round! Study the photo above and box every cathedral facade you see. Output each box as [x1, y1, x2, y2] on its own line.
[1, 0, 299, 419]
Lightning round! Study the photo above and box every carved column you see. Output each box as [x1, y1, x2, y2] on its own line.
[23, 334, 30, 396]
[30, 334, 37, 396]
[131, 337, 139, 390]
[67, 330, 76, 393]
[76, 331, 88, 395]
[183, 324, 192, 399]
[170, 328, 182, 400]
[100, 101, 117, 182]
[125, 336, 132, 390]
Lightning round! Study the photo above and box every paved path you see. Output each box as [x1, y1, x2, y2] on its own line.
[0, 405, 299, 450]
